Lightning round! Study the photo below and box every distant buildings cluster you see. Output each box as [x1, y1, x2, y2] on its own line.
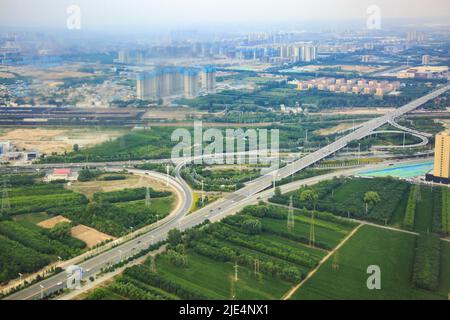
[0, 141, 39, 162]
[236, 44, 317, 65]
[406, 30, 425, 42]
[296, 78, 401, 98]
[136, 66, 216, 100]
[397, 66, 449, 80]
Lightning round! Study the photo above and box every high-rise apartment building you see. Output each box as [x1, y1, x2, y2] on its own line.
[201, 66, 216, 94]
[433, 133, 450, 179]
[427, 132, 450, 184]
[183, 69, 200, 99]
[137, 66, 214, 100]
[422, 55, 431, 66]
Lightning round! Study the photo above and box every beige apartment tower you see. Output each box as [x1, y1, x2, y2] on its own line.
[433, 132, 450, 179]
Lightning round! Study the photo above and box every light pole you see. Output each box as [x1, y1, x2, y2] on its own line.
[201, 180, 204, 207]
[358, 143, 361, 165]
[166, 165, 170, 186]
[39, 285, 44, 299]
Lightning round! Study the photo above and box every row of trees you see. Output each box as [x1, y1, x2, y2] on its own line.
[442, 188, 450, 235]
[412, 234, 441, 291]
[124, 265, 214, 300]
[93, 187, 171, 203]
[0, 234, 52, 284]
[403, 186, 418, 229]
[191, 237, 302, 283]
[205, 223, 319, 268]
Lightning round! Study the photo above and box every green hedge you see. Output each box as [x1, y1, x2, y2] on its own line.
[412, 234, 441, 291]
[403, 186, 417, 229]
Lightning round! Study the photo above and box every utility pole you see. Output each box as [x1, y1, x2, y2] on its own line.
[305, 129, 308, 143]
[150, 256, 156, 272]
[402, 132, 406, 148]
[272, 172, 276, 194]
[1, 178, 10, 210]
[254, 259, 260, 276]
[287, 196, 295, 232]
[230, 276, 236, 300]
[145, 186, 151, 208]
[358, 143, 361, 165]
[201, 180, 205, 207]
[309, 211, 316, 248]
[166, 165, 170, 186]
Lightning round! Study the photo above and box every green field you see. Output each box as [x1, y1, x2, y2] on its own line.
[271, 177, 409, 224]
[291, 225, 450, 300]
[85, 203, 357, 300]
[0, 173, 175, 285]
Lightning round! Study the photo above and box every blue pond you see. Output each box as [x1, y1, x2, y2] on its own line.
[359, 161, 434, 179]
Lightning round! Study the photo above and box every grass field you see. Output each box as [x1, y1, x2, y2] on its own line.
[85, 203, 357, 300]
[156, 252, 292, 299]
[0, 173, 176, 285]
[291, 225, 450, 300]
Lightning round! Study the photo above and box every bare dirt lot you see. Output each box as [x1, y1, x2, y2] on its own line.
[314, 123, 355, 136]
[0, 71, 15, 78]
[0, 127, 125, 154]
[67, 174, 171, 199]
[70, 225, 115, 248]
[313, 107, 395, 116]
[37, 215, 71, 229]
[5, 64, 94, 81]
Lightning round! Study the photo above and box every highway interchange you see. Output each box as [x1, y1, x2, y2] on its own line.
[3, 83, 450, 300]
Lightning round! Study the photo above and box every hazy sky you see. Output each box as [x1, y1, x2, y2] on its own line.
[1, 0, 450, 30]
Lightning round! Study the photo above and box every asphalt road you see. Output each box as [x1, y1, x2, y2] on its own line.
[4, 83, 450, 300]
[4, 167, 193, 300]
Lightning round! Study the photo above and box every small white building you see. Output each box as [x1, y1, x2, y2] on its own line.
[45, 169, 79, 182]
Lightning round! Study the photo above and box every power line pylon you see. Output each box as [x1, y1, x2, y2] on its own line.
[287, 196, 295, 232]
[145, 186, 151, 208]
[1, 178, 10, 210]
[309, 211, 316, 248]
[229, 276, 236, 300]
[254, 259, 260, 276]
[150, 256, 157, 273]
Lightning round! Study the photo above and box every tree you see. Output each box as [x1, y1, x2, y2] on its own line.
[363, 191, 381, 214]
[73, 144, 79, 152]
[241, 218, 262, 235]
[274, 186, 282, 197]
[300, 189, 319, 211]
[49, 222, 72, 240]
[167, 229, 182, 246]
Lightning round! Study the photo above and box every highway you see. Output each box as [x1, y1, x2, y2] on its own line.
[4, 83, 450, 300]
[4, 166, 194, 300]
